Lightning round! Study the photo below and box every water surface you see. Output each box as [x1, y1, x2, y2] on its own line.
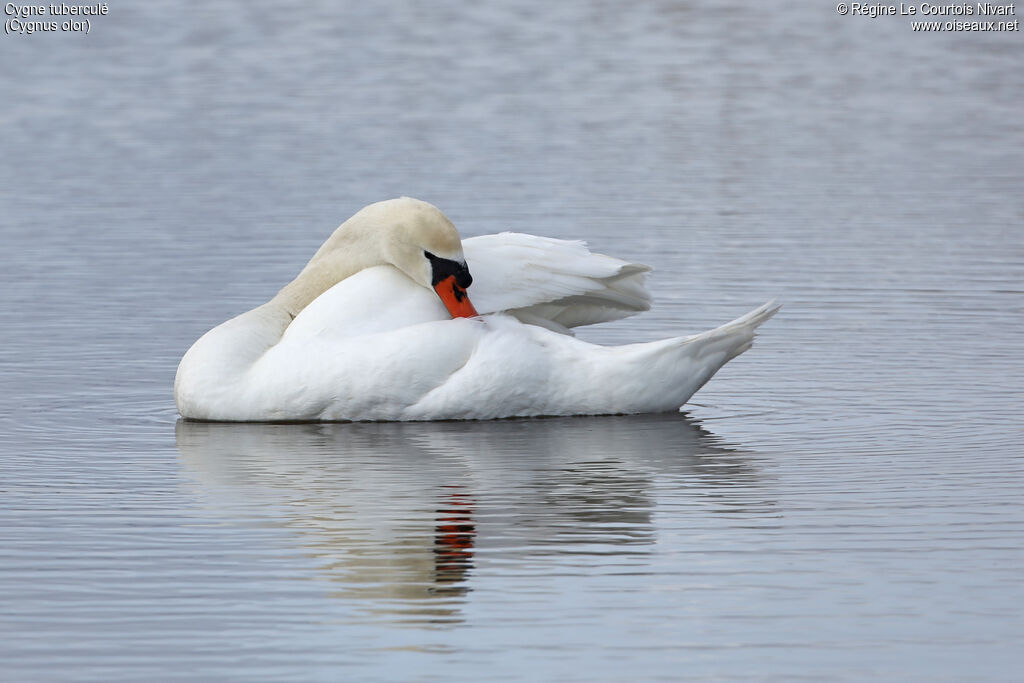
[1, 1, 1022, 680]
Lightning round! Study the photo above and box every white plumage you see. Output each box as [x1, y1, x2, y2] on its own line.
[174, 198, 778, 421]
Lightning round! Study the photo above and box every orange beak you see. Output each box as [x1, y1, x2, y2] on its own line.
[433, 274, 479, 318]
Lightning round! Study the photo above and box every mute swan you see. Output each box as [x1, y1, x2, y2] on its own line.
[174, 197, 778, 421]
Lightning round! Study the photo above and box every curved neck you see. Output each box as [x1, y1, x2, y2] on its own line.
[178, 252, 367, 405]
[270, 234, 382, 318]
[270, 262, 351, 319]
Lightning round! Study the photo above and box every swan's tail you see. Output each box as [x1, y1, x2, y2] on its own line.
[595, 300, 780, 414]
[687, 299, 781, 362]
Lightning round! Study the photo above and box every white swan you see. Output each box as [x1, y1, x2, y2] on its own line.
[174, 197, 778, 422]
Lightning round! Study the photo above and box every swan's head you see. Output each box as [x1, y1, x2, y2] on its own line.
[318, 197, 478, 318]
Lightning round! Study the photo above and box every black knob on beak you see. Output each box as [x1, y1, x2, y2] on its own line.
[425, 251, 473, 289]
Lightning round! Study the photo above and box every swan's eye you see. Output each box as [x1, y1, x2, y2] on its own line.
[424, 251, 473, 289]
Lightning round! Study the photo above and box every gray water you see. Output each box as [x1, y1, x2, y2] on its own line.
[2, 1, 1022, 680]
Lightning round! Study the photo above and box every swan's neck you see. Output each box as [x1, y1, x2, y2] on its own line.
[269, 233, 383, 318]
[270, 261, 351, 319]
[174, 300, 294, 419]
[175, 254, 368, 419]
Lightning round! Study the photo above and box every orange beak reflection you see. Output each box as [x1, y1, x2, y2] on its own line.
[434, 274, 479, 318]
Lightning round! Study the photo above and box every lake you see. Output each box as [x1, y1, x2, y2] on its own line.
[1, 1, 1022, 680]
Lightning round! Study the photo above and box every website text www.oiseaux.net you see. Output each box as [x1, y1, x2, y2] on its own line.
[838, 3, 1019, 30]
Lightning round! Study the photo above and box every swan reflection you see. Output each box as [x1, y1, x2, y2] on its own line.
[175, 414, 769, 623]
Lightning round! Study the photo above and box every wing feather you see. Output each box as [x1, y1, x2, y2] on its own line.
[462, 233, 652, 333]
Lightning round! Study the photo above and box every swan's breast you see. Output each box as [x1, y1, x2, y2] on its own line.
[283, 265, 449, 342]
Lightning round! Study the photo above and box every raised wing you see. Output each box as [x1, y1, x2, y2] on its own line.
[462, 233, 652, 334]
